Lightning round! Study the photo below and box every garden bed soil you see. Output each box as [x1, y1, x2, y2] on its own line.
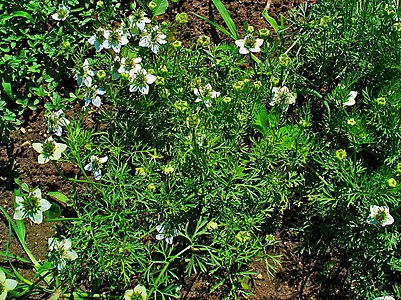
[0, 0, 352, 298]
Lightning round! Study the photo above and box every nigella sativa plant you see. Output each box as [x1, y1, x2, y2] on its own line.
[235, 35, 263, 54]
[84, 85, 106, 107]
[102, 27, 129, 53]
[156, 224, 178, 245]
[194, 84, 220, 107]
[84, 155, 108, 180]
[129, 67, 156, 95]
[32, 137, 67, 164]
[128, 10, 151, 31]
[139, 25, 167, 54]
[88, 27, 106, 52]
[46, 109, 70, 136]
[48, 238, 78, 271]
[367, 205, 394, 227]
[51, 5, 70, 21]
[14, 188, 51, 224]
[76, 59, 96, 88]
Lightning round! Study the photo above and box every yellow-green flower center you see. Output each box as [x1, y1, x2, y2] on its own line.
[57, 8, 68, 19]
[23, 194, 40, 214]
[129, 292, 145, 300]
[374, 210, 387, 223]
[42, 140, 56, 157]
[109, 31, 121, 44]
[244, 36, 256, 49]
[134, 73, 147, 86]
[132, 10, 145, 22]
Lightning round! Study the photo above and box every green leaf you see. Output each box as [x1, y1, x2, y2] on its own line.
[2, 79, 12, 98]
[47, 191, 70, 205]
[211, 0, 238, 39]
[151, 0, 168, 17]
[262, 10, 279, 34]
[193, 13, 234, 40]
[253, 101, 268, 136]
[21, 183, 29, 192]
[45, 202, 61, 219]
[0, 11, 35, 23]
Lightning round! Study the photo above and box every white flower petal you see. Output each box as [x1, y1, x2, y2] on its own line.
[14, 206, 26, 220]
[156, 225, 164, 233]
[30, 211, 43, 224]
[0, 269, 5, 282]
[38, 154, 49, 164]
[40, 199, 51, 212]
[4, 278, 18, 291]
[99, 156, 108, 163]
[156, 233, 164, 240]
[32, 143, 43, 153]
[146, 74, 156, 84]
[165, 236, 174, 244]
[92, 96, 102, 107]
[94, 169, 102, 180]
[235, 39, 245, 47]
[15, 196, 24, 205]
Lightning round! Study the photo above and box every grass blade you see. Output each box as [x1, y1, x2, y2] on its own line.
[192, 12, 234, 40]
[262, 10, 279, 34]
[211, 0, 238, 39]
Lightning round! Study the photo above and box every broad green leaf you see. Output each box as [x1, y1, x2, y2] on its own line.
[211, 0, 238, 39]
[262, 10, 279, 34]
[253, 101, 268, 136]
[47, 191, 70, 204]
[0, 11, 34, 23]
[151, 0, 168, 17]
[2, 79, 12, 98]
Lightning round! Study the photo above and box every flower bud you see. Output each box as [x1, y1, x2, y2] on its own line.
[148, 1, 157, 11]
[175, 12, 188, 24]
[196, 35, 210, 47]
[259, 28, 270, 39]
[96, 70, 107, 80]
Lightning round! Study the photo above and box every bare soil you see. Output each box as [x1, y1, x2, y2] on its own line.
[0, 0, 353, 299]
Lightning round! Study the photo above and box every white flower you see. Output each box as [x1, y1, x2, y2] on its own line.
[342, 91, 357, 106]
[129, 10, 151, 31]
[129, 67, 156, 95]
[194, 84, 220, 107]
[124, 284, 147, 300]
[118, 56, 142, 74]
[139, 26, 167, 54]
[235, 35, 263, 54]
[46, 109, 70, 136]
[84, 86, 106, 107]
[84, 155, 108, 180]
[367, 205, 394, 227]
[156, 224, 178, 245]
[374, 296, 395, 300]
[51, 5, 70, 21]
[269, 86, 296, 111]
[0, 269, 17, 300]
[14, 188, 51, 224]
[88, 27, 106, 52]
[76, 59, 96, 88]
[32, 137, 67, 164]
[48, 238, 78, 271]
[102, 28, 129, 53]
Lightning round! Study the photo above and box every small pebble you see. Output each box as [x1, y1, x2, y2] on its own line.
[21, 141, 31, 147]
[256, 273, 264, 280]
[20, 127, 26, 134]
[27, 128, 33, 133]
